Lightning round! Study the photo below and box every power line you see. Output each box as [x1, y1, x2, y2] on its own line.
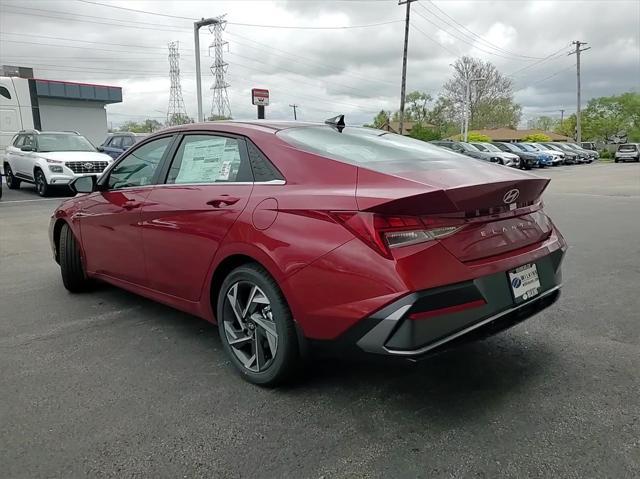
[506, 44, 570, 77]
[77, 0, 404, 30]
[409, 22, 459, 56]
[422, 1, 543, 60]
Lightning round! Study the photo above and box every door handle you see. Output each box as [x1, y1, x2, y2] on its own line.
[122, 201, 142, 210]
[207, 195, 240, 208]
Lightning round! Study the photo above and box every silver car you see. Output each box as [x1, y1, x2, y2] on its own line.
[469, 142, 519, 167]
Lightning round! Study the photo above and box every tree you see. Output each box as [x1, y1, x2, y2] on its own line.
[528, 116, 558, 132]
[167, 113, 193, 126]
[522, 133, 552, 142]
[556, 114, 576, 138]
[207, 114, 233, 121]
[448, 132, 492, 142]
[582, 92, 640, 142]
[405, 91, 433, 123]
[365, 110, 390, 129]
[119, 119, 163, 133]
[409, 123, 441, 141]
[442, 56, 521, 129]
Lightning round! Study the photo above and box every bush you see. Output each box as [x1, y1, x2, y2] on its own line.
[522, 133, 552, 142]
[409, 123, 442, 141]
[466, 132, 492, 142]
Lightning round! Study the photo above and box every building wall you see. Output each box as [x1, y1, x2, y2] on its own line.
[38, 98, 108, 146]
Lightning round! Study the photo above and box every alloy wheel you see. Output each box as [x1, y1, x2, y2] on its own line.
[36, 171, 46, 195]
[223, 281, 278, 373]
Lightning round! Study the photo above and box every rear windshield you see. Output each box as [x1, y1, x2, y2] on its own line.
[277, 126, 468, 168]
[37, 134, 95, 152]
[618, 144, 637, 152]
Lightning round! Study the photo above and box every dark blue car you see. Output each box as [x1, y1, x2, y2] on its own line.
[513, 143, 553, 167]
[98, 132, 148, 159]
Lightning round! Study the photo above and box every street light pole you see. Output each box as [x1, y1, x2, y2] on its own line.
[194, 17, 220, 122]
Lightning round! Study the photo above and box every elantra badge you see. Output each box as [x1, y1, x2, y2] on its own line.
[503, 188, 520, 204]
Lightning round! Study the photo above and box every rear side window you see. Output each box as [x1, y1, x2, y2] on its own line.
[246, 141, 284, 182]
[0, 86, 11, 100]
[108, 136, 172, 189]
[166, 135, 252, 184]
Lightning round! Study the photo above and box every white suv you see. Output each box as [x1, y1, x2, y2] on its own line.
[2, 130, 113, 196]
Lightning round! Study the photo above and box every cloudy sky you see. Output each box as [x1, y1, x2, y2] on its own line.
[1, 0, 638, 127]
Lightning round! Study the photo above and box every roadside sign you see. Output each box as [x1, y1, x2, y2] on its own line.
[252, 88, 269, 106]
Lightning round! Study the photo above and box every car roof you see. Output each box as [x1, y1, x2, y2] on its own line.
[161, 120, 325, 135]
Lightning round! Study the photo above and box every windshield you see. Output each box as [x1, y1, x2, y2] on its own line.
[530, 143, 546, 151]
[461, 143, 480, 152]
[516, 143, 537, 152]
[476, 143, 501, 152]
[553, 143, 573, 152]
[277, 126, 470, 169]
[37, 134, 95, 152]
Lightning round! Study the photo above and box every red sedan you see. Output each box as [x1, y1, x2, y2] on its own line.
[50, 120, 566, 385]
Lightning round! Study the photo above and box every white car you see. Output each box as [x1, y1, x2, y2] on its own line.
[2, 130, 113, 197]
[527, 143, 564, 166]
[469, 142, 520, 167]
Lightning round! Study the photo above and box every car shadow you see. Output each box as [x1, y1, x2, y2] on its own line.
[89, 281, 556, 422]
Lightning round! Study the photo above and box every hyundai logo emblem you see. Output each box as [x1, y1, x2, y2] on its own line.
[503, 188, 520, 204]
[83, 162, 94, 170]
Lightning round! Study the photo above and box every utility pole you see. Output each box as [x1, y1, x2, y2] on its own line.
[560, 109, 565, 124]
[569, 41, 590, 142]
[398, 0, 416, 136]
[289, 104, 298, 120]
[194, 17, 221, 122]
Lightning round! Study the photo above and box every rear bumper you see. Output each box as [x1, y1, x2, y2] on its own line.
[317, 248, 563, 360]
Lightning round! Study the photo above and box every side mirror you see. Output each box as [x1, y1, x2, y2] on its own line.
[70, 175, 97, 194]
[20, 145, 34, 152]
[97, 146, 105, 152]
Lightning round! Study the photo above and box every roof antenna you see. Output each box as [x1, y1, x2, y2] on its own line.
[324, 114, 345, 132]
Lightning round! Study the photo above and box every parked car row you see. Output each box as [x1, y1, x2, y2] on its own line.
[430, 140, 600, 170]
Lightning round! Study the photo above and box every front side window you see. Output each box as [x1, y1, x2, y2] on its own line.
[110, 136, 123, 149]
[36, 134, 95, 152]
[166, 135, 250, 184]
[108, 136, 172, 189]
[23, 135, 35, 148]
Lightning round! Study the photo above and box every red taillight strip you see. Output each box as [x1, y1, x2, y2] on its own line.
[408, 299, 487, 320]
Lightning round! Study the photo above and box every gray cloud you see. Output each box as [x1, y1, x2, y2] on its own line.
[0, 0, 637, 127]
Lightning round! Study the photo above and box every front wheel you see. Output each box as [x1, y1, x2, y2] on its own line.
[217, 264, 301, 386]
[35, 169, 50, 197]
[59, 223, 91, 292]
[4, 164, 21, 189]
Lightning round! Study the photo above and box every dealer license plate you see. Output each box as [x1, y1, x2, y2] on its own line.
[508, 263, 541, 303]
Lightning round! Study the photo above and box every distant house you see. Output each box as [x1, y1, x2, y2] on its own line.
[380, 120, 436, 136]
[448, 128, 572, 142]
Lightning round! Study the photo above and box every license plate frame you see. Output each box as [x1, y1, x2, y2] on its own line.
[508, 263, 541, 303]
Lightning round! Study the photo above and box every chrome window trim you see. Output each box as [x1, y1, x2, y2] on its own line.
[109, 179, 285, 191]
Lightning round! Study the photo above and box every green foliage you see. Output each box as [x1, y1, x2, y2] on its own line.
[467, 132, 492, 142]
[119, 119, 163, 133]
[405, 91, 433, 123]
[556, 114, 576, 138]
[582, 92, 640, 142]
[409, 123, 441, 141]
[207, 115, 233, 121]
[367, 110, 390, 129]
[522, 133, 552, 142]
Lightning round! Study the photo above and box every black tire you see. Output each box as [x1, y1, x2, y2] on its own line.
[217, 263, 302, 386]
[614, 159, 619, 163]
[59, 223, 91, 292]
[34, 168, 50, 197]
[4, 164, 21, 189]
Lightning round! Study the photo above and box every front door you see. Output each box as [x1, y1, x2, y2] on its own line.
[141, 133, 254, 301]
[79, 136, 173, 285]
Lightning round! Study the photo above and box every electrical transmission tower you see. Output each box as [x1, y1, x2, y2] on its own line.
[209, 15, 232, 119]
[166, 41, 188, 125]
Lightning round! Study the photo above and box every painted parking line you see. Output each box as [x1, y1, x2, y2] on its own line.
[0, 197, 64, 204]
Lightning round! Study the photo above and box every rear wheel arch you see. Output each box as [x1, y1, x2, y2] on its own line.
[210, 254, 267, 320]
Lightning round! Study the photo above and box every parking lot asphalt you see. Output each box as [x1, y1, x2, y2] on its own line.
[1, 163, 639, 478]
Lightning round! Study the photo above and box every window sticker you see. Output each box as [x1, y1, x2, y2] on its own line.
[176, 138, 228, 183]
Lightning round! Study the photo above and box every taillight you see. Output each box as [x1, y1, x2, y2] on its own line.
[331, 212, 464, 257]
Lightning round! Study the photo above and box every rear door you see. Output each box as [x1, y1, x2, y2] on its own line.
[140, 133, 254, 301]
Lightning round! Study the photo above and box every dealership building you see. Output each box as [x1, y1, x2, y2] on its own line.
[1, 65, 122, 146]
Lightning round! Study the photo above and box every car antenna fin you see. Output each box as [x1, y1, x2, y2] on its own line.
[325, 114, 345, 132]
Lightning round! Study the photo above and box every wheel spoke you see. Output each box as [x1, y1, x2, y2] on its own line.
[226, 283, 245, 328]
[251, 313, 278, 357]
[254, 333, 266, 371]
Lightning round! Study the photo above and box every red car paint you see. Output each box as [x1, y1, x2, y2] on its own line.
[51, 121, 566, 350]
